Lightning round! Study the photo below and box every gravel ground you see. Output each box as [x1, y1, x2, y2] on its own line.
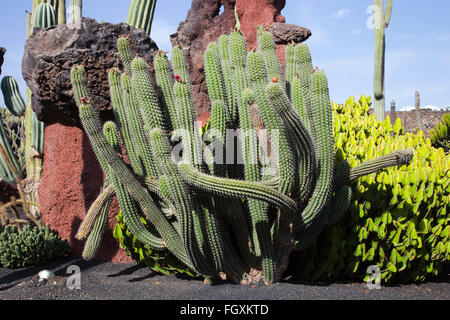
[0, 257, 449, 301]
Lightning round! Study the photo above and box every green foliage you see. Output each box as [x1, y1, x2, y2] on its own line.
[0, 224, 68, 268]
[294, 95, 450, 284]
[430, 114, 450, 154]
[113, 211, 195, 276]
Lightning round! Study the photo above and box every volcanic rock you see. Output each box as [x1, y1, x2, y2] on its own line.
[22, 18, 159, 125]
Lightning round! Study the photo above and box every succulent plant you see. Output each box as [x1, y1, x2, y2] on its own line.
[70, 30, 413, 284]
[0, 224, 68, 268]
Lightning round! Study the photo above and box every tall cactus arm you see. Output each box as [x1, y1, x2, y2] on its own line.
[246, 51, 295, 196]
[204, 43, 230, 124]
[177, 162, 297, 214]
[171, 45, 192, 88]
[384, 0, 393, 27]
[57, 0, 66, 24]
[71, 66, 193, 269]
[148, 128, 219, 277]
[108, 68, 143, 175]
[120, 72, 159, 177]
[173, 81, 203, 169]
[117, 37, 134, 78]
[33, 3, 57, 28]
[333, 149, 414, 188]
[127, 0, 157, 35]
[294, 71, 335, 232]
[218, 35, 238, 125]
[326, 161, 353, 225]
[68, 0, 83, 24]
[154, 51, 178, 130]
[266, 82, 316, 203]
[82, 199, 110, 260]
[1, 76, 27, 117]
[257, 31, 284, 88]
[131, 57, 168, 132]
[240, 88, 276, 284]
[76, 184, 115, 240]
[294, 44, 315, 136]
[285, 44, 296, 99]
[81, 121, 120, 260]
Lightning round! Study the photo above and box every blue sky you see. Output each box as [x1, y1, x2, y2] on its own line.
[1, 0, 449, 110]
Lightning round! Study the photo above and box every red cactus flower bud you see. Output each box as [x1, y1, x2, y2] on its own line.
[81, 97, 86, 103]
[272, 76, 279, 83]
[175, 74, 181, 82]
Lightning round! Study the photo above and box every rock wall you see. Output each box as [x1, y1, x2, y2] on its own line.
[387, 110, 449, 137]
[39, 123, 131, 262]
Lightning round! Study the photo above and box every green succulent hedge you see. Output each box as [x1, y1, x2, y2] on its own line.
[293, 95, 449, 284]
[430, 113, 449, 154]
[0, 224, 69, 268]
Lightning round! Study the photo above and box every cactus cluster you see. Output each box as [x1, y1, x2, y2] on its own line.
[0, 224, 68, 268]
[70, 29, 413, 284]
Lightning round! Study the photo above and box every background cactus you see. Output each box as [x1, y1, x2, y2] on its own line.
[373, 0, 392, 121]
[127, 0, 157, 35]
[71, 30, 413, 284]
[68, 0, 83, 24]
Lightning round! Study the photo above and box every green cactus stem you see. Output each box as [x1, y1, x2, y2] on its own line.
[33, 2, 57, 28]
[373, 0, 392, 121]
[1, 76, 27, 117]
[333, 149, 415, 188]
[127, 0, 157, 35]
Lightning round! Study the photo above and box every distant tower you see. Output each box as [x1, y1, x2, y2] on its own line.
[390, 100, 396, 125]
[415, 90, 423, 131]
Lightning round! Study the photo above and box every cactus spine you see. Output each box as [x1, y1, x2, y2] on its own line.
[373, 0, 392, 121]
[127, 0, 157, 35]
[71, 30, 413, 284]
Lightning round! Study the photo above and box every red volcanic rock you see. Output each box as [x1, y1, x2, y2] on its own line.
[170, 0, 311, 116]
[39, 123, 131, 262]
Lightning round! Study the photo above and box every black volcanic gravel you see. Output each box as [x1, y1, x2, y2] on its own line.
[0, 257, 448, 300]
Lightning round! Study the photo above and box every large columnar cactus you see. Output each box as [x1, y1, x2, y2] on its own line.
[32, 0, 65, 25]
[127, 0, 157, 35]
[373, 0, 392, 121]
[71, 30, 413, 284]
[68, 0, 83, 24]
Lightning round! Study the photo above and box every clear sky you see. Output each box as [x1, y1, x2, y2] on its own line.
[1, 0, 449, 110]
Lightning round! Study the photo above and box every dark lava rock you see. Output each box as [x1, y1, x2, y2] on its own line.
[22, 18, 159, 126]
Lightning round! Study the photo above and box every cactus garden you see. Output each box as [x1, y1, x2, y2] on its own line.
[0, 0, 448, 299]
